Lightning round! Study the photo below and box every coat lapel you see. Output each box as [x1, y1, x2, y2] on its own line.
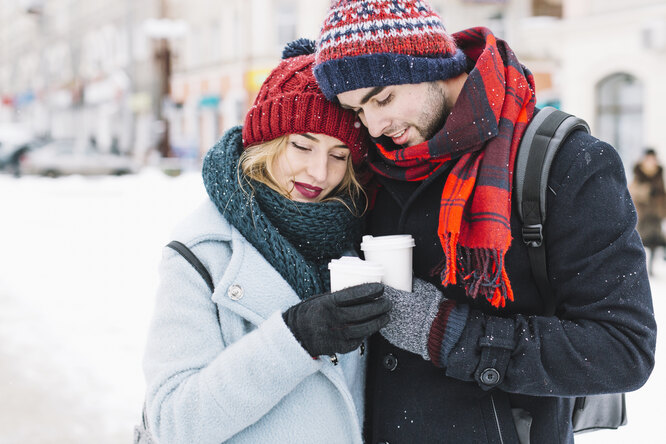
[211, 226, 301, 325]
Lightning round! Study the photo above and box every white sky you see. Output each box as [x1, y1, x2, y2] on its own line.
[0, 170, 663, 443]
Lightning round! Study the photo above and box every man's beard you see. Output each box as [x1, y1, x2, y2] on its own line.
[415, 82, 453, 143]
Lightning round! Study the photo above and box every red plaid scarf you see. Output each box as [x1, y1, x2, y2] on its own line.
[368, 27, 535, 308]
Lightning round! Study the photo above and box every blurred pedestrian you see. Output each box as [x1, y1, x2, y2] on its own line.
[138, 40, 390, 444]
[630, 148, 666, 275]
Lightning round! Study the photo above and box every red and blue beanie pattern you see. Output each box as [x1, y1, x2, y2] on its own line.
[313, 0, 468, 100]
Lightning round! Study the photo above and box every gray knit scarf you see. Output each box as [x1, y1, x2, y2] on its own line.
[202, 126, 362, 299]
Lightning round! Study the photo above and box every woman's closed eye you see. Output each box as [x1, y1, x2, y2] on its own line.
[331, 152, 348, 161]
[291, 142, 311, 152]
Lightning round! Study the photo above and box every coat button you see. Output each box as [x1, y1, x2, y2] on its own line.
[382, 353, 398, 371]
[227, 284, 243, 301]
[480, 368, 501, 386]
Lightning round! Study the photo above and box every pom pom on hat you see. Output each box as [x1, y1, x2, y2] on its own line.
[242, 52, 369, 168]
[313, 0, 468, 100]
[282, 38, 317, 59]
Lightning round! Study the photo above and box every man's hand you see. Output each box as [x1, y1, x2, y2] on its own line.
[380, 278, 443, 360]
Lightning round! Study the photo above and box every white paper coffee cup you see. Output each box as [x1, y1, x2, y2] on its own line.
[328, 256, 384, 292]
[360, 234, 415, 292]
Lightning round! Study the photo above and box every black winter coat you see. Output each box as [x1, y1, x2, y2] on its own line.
[363, 129, 657, 444]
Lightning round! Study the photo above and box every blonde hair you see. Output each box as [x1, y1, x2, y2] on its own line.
[239, 135, 366, 214]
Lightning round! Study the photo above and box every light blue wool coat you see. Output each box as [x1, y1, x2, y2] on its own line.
[143, 200, 366, 444]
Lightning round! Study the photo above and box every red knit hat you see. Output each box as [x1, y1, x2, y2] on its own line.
[242, 39, 369, 168]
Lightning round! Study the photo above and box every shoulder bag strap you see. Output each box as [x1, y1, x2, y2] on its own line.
[166, 240, 215, 293]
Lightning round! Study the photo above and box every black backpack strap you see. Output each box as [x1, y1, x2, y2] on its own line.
[515, 111, 626, 433]
[515, 107, 590, 316]
[166, 240, 215, 293]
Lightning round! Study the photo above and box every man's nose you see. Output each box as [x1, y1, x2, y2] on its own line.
[363, 111, 388, 139]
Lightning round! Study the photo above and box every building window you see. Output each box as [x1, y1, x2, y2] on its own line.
[487, 12, 505, 40]
[275, 1, 297, 51]
[532, 0, 562, 18]
[596, 72, 644, 174]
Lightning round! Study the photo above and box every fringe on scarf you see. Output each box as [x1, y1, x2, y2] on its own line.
[436, 232, 515, 308]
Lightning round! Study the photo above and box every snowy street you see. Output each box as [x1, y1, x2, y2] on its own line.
[0, 170, 664, 443]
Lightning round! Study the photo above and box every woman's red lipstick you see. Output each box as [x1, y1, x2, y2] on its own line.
[293, 182, 323, 200]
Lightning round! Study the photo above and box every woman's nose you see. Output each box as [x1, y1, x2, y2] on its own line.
[307, 154, 328, 183]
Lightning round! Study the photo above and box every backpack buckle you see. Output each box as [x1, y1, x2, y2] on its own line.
[522, 224, 543, 248]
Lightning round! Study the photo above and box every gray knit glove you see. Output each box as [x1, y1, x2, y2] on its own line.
[380, 278, 444, 360]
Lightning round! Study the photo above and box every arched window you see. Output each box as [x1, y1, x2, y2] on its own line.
[596, 73, 644, 174]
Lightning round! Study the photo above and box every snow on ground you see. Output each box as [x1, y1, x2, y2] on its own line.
[0, 169, 206, 444]
[0, 169, 664, 443]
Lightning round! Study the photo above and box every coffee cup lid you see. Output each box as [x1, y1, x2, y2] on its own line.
[328, 256, 384, 276]
[360, 234, 416, 251]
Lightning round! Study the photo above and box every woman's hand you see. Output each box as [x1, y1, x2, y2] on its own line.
[283, 283, 390, 357]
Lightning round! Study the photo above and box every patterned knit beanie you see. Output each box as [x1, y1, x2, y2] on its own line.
[242, 38, 369, 168]
[313, 0, 468, 100]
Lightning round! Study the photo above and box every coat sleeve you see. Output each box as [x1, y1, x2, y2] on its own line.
[142, 241, 322, 444]
[445, 133, 657, 396]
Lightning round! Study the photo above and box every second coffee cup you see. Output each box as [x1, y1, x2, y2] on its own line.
[360, 234, 415, 292]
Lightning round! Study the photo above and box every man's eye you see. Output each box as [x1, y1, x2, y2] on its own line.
[377, 94, 392, 106]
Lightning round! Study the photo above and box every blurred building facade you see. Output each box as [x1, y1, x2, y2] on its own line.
[163, 0, 331, 160]
[0, 0, 165, 162]
[1, 0, 665, 171]
[505, 0, 666, 175]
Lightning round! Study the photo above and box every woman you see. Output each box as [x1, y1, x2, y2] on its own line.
[630, 148, 666, 275]
[140, 41, 391, 444]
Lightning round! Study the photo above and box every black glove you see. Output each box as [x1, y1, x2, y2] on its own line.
[282, 283, 390, 357]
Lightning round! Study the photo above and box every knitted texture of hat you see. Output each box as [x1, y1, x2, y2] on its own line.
[241, 44, 369, 168]
[313, 0, 468, 99]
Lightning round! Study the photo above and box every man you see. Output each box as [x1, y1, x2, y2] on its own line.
[313, 1, 657, 443]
